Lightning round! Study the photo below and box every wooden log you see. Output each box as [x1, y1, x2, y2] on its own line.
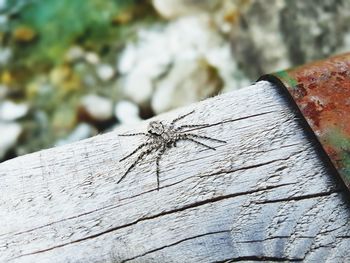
[0, 81, 349, 263]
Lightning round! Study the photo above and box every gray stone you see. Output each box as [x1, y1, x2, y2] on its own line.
[230, 0, 290, 78]
[230, 0, 350, 78]
[280, 0, 350, 65]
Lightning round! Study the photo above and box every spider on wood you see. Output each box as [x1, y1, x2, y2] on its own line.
[118, 110, 226, 189]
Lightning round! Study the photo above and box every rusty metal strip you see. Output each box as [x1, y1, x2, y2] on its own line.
[260, 53, 350, 190]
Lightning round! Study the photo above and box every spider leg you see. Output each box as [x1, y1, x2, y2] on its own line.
[170, 110, 195, 126]
[178, 136, 216, 151]
[155, 145, 166, 190]
[117, 145, 157, 184]
[118, 132, 150, 137]
[175, 124, 210, 131]
[119, 142, 151, 162]
[182, 133, 226, 143]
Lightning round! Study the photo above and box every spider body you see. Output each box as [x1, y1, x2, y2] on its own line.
[148, 122, 173, 145]
[118, 110, 226, 189]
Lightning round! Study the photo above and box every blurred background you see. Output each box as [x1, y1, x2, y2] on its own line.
[0, 0, 350, 162]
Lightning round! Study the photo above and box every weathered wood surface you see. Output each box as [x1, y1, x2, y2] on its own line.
[0, 81, 349, 263]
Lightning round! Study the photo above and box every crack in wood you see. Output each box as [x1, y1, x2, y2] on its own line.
[214, 255, 303, 262]
[236, 235, 315, 244]
[5, 156, 295, 240]
[120, 230, 231, 262]
[199, 155, 295, 179]
[255, 190, 341, 204]
[14, 183, 292, 259]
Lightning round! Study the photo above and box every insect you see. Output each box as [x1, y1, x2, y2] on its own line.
[118, 110, 226, 190]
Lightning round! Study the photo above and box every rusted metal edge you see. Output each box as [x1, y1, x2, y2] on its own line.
[259, 53, 350, 190]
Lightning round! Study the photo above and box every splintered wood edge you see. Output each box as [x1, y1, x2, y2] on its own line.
[0, 81, 349, 263]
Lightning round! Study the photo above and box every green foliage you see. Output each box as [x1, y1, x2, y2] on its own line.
[9, 0, 143, 67]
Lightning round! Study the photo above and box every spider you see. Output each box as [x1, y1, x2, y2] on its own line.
[118, 110, 226, 189]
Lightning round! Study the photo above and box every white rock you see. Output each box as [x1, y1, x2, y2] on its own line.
[152, 0, 217, 19]
[96, 64, 114, 81]
[123, 68, 153, 105]
[65, 46, 84, 62]
[81, 94, 113, 121]
[118, 45, 137, 74]
[0, 85, 8, 99]
[0, 122, 22, 159]
[0, 0, 6, 10]
[118, 15, 235, 73]
[0, 47, 11, 65]
[151, 57, 222, 114]
[0, 15, 7, 26]
[205, 45, 250, 92]
[85, 52, 100, 65]
[118, 15, 249, 110]
[56, 123, 96, 146]
[118, 16, 221, 105]
[117, 31, 171, 76]
[115, 100, 141, 125]
[0, 101, 29, 121]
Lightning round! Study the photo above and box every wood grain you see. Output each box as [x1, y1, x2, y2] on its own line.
[0, 81, 349, 263]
